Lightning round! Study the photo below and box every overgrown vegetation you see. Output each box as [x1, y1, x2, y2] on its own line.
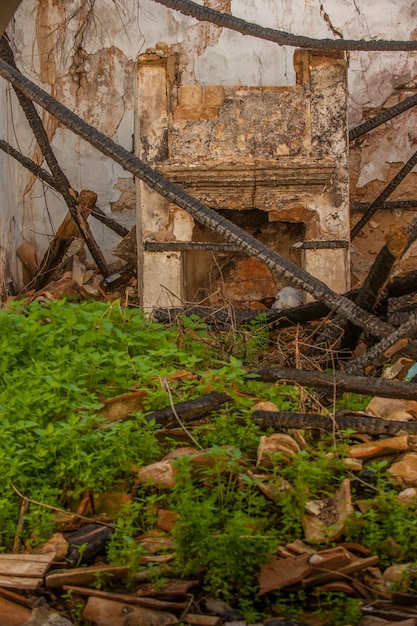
[0, 299, 415, 623]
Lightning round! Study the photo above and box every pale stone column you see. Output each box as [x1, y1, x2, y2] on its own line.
[300, 50, 350, 295]
[135, 48, 184, 311]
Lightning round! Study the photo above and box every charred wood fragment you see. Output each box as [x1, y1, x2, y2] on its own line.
[386, 269, 417, 300]
[142, 391, 233, 425]
[66, 523, 113, 567]
[339, 225, 408, 357]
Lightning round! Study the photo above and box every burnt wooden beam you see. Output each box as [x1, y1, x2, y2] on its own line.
[252, 366, 417, 400]
[144, 241, 241, 251]
[252, 410, 417, 435]
[100, 392, 233, 429]
[351, 200, 417, 213]
[151, 0, 417, 51]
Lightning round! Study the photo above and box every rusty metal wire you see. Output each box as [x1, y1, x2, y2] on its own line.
[151, 0, 417, 51]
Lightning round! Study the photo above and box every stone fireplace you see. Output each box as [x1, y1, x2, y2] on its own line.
[135, 46, 349, 310]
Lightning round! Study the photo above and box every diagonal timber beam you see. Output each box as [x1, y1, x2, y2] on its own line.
[0, 57, 399, 338]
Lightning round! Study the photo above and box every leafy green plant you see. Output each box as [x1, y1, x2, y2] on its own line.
[345, 491, 417, 566]
[168, 448, 276, 610]
[312, 591, 362, 625]
[195, 405, 260, 455]
[335, 392, 372, 412]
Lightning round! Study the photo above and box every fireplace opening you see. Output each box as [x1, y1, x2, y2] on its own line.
[184, 209, 306, 308]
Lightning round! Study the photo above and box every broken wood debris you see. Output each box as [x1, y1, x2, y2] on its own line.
[340, 225, 409, 359]
[259, 544, 379, 596]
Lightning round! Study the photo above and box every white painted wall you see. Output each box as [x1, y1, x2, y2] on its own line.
[1, 0, 417, 291]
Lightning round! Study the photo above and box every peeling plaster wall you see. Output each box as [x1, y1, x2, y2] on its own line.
[0, 0, 417, 293]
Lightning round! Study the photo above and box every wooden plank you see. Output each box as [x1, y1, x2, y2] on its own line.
[46, 564, 131, 588]
[0, 576, 43, 590]
[0, 552, 55, 578]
